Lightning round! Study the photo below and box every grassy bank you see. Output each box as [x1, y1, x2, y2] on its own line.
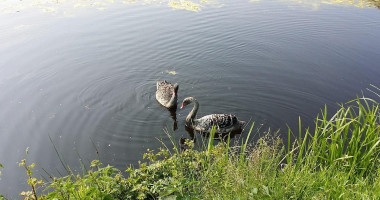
[4, 90, 380, 199]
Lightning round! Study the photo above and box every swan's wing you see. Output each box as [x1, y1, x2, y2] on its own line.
[212, 114, 238, 128]
[156, 81, 174, 104]
[157, 80, 169, 89]
[196, 114, 239, 131]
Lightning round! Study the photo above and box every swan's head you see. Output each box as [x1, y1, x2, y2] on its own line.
[180, 97, 195, 109]
[173, 83, 179, 96]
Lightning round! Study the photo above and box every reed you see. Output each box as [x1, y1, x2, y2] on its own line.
[286, 94, 380, 179]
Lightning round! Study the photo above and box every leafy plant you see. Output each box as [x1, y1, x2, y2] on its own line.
[0, 163, 3, 200]
[0, 162, 3, 179]
[19, 148, 44, 200]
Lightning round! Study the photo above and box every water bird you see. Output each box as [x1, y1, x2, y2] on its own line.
[156, 80, 179, 109]
[180, 97, 246, 134]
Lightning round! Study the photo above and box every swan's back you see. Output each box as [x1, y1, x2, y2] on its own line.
[192, 114, 246, 134]
[156, 80, 178, 109]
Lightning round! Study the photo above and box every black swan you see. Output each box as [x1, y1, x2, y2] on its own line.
[155, 80, 179, 109]
[180, 97, 246, 134]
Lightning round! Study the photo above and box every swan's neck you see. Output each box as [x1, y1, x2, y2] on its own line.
[186, 99, 199, 123]
[167, 92, 177, 107]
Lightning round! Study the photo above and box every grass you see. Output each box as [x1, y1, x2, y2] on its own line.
[3, 89, 380, 199]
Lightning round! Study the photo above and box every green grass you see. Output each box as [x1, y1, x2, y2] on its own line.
[6, 89, 380, 199]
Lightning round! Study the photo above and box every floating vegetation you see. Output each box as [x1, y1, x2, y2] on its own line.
[278, 0, 379, 9]
[166, 70, 178, 75]
[0, 0, 223, 15]
[168, 0, 201, 12]
[1, 0, 378, 15]
[42, 7, 57, 12]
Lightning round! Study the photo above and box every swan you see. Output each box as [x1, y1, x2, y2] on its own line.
[180, 97, 246, 134]
[156, 80, 179, 109]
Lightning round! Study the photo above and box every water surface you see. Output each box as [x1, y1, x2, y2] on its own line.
[1, 0, 380, 197]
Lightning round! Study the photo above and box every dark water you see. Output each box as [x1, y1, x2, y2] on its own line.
[1, 0, 380, 197]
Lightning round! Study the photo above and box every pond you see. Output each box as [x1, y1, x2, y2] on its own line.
[1, 0, 380, 197]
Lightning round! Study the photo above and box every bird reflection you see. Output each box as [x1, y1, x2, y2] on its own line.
[184, 125, 195, 140]
[183, 123, 243, 142]
[168, 108, 178, 131]
[180, 125, 244, 152]
[156, 98, 178, 131]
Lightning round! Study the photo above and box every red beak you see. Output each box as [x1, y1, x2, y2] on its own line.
[180, 103, 184, 109]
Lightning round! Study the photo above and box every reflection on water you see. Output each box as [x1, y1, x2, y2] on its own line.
[184, 123, 244, 141]
[169, 109, 178, 131]
[158, 106, 178, 131]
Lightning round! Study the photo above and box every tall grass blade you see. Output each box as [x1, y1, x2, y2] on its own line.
[243, 122, 255, 152]
[89, 136, 100, 160]
[48, 134, 70, 174]
[207, 126, 216, 154]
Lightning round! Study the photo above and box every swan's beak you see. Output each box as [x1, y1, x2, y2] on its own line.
[180, 104, 184, 109]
